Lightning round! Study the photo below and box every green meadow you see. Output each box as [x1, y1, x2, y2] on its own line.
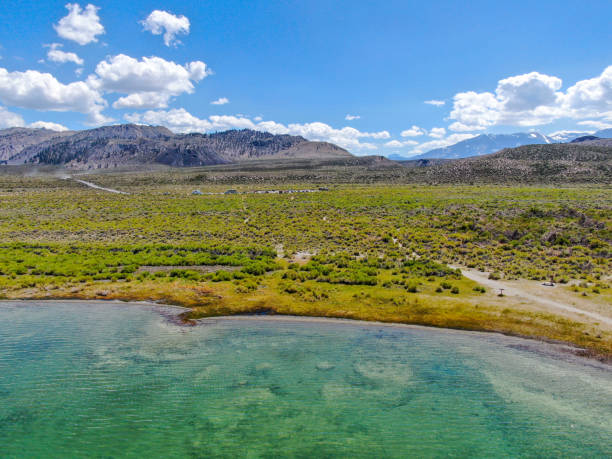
[1, 173, 610, 356]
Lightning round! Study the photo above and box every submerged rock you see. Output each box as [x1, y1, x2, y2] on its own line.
[316, 361, 335, 371]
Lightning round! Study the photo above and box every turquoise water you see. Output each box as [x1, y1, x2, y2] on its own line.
[0, 302, 611, 458]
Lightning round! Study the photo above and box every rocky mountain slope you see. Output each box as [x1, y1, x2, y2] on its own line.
[3, 125, 351, 169]
[0, 127, 73, 162]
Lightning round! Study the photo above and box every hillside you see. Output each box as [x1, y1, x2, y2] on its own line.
[571, 136, 612, 147]
[412, 143, 612, 183]
[0, 127, 73, 162]
[413, 132, 552, 159]
[3, 125, 351, 169]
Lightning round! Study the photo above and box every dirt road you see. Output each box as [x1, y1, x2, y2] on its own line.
[454, 266, 612, 327]
[73, 179, 129, 195]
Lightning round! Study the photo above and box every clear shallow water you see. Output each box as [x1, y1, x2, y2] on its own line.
[0, 302, 611, 458]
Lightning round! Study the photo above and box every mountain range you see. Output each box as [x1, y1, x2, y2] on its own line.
[0, 125, 350, 168]
[412, 132, 553, 160]
[1, 123, 612, 171]
[394, 129, 612, 161]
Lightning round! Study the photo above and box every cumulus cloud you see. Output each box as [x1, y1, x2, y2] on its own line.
[384, 139, 419, 148]
[141, 10, 190, 47]
[400, 125, 426, 137]
[125, 108, 390, 150]
[45, 43, 84, 66]
[90, 54, 211, 109]
[112, 92, 171, 109]
[0, 106, 25, 128]
[577, 119, 612, 130]
[211, 97, 229, 105]
[54, 3, 105, 45]
[345, 114, 360, 120]
[28, 121, 69, 131]
[424, 100, 445, 106]
[449, 66, 612, 131]
[0, 106, 70, 131]
[563, 66, 612, 116]
[429, 127, 446, 138]
[0, 67, 109, 124]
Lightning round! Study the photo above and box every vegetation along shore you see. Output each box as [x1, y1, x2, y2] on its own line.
[1, 167, 610, 359]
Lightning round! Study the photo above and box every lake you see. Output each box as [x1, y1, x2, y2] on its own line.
[0, 301, 610, 457]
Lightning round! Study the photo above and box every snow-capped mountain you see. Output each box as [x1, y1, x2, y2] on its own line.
[413, 132, 553, 160]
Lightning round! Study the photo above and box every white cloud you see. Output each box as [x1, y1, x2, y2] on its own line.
[0, 67, 109, 124]
[28, 121, 69, 131]
[400, 125, 426, 137]
[211, 97, 229, 105]
[125, 108, 389, 150]
[54, 3, 105, 46]
[429, 127, 446, 138]
[91, 54, 210, 109]
[384, 139, 418, 148]
[45, 43, 84, 66]
[496, 72, 562, 111]
[384, 140, 403, 148]
[563, 66, 612, 116]
[577, 119, 612, 130]
[112, 92, 171, 109]
[449, 66, 612, 132]
[345, 114, 360, 120]
[141, 10, 190, 47]
[424, 100, 445, 106]
[125, 108, 211, 132]
[449, 91, 501, 131]
[0, 106, 25, 128]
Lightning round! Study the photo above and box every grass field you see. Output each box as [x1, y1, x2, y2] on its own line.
[1, 169, 610, 357]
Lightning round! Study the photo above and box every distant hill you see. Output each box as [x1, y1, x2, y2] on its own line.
[570, 136, 612, 147]
[387, 153, 410, 161]
[571, 135, 600, 143]
[413, 132, 552, 159]
[410, 143, 612, 184]
[3, 125, 351, 169]
[396, 158, 449, 168]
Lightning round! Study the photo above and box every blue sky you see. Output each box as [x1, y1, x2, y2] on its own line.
[0, 0, 611, 156]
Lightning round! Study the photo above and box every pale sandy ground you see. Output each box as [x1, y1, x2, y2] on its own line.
[66, 177, 129, 195]
[452, 266, 612, 331]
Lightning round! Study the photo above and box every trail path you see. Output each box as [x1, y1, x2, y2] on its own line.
[454, 266, 612, 327]
[72, 179, 129, 195]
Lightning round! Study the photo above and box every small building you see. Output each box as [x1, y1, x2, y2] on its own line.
[224, 189, 238, 195]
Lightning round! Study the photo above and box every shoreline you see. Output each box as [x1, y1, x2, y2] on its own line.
[2, 298, 610, 365]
